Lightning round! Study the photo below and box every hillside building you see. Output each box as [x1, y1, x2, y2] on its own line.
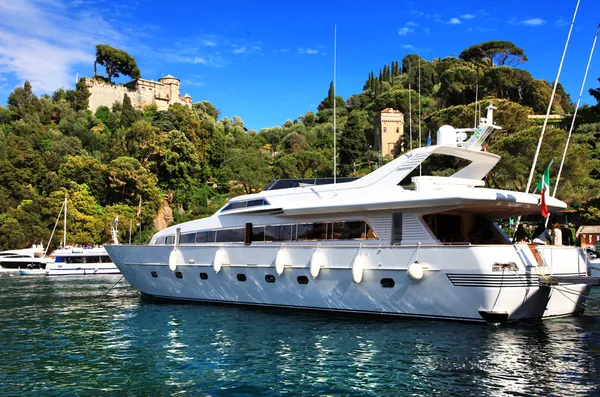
[84, 74, 192, 112]
[374, 108, 404, 158]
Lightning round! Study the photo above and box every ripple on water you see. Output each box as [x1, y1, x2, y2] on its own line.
[0, 276, 600, 396]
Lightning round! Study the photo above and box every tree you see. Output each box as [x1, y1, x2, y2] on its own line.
[65, 78, 91, 111]
[459, 40, 528, 68]
[338, 111, 369, 175]
[439, 67, 479, 106]
[318, 82, 346, 111]
[217, 149, 272, 194]
[95, 44, 141, 83]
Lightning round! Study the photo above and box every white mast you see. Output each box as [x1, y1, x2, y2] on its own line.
[333, 24, 337, 194]
[408, 61, 412, 151]
[554, 23, 600, 197]
[523, 0, 580, 195]
[474, 84, 479, 128]
[418, 57, 422, 176]
[63, 195, 67, 247]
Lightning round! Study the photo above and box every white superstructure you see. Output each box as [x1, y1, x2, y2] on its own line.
[45, 246, 118, 276]
[106, 105, 591, 323]
[0, 244, 53, 274]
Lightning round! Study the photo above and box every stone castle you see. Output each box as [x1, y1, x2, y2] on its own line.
[373, 108, 405, 158]
[84, 74, 192, 112]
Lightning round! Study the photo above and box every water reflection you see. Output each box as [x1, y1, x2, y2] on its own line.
[0, 276, 599, 396]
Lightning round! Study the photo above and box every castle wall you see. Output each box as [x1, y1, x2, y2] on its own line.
[85, 77, 192, 112]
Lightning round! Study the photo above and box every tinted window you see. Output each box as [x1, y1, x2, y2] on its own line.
[237, 274, 247, 282]
[247, 199, 266, 207]
[155, 237, 166, 245]
[297, 223, 327, 241]
[85, 256, 100, 264]
[165, 236, 175, 245]
[101, 256, 112, 263]
[195, 232, 207, 243]
[200, 272, 208, 280]
[175, 271, 183, 279]
[297, 276, 309, 284]
[265, 274, 276, 283]
[381, 278, 395, 288]
[67, 256, 85, 264]
[332, 221, 366, 240]
[180, 233, 195, 244]
[252, 226, 265, 242]
[55, 256, 64, 263]
[265, 225, 294, 241]
[216, 228, 245, 242]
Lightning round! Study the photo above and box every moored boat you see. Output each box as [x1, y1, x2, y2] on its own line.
[106, 105, 592, 323]
[0, 244, 53, 274]
[45, 246, 118, 276]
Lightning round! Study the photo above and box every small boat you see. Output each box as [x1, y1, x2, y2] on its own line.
[45, 246, 118, 276]
[0, 244, 53, 274]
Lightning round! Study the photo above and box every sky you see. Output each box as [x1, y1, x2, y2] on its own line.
[0, 0, 599, 131]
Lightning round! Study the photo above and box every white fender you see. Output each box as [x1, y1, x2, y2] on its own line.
[407, 261, 424, 281]
[213, 247, 229, 273]
[169, 248, 184, 272]
[352, 254, 366, 284]
[310, 249, 326, 279]
[275, 247, 289, 276]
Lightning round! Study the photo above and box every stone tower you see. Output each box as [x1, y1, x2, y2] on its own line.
[373, 108, 404, 158]
[158, 74, 180, 103]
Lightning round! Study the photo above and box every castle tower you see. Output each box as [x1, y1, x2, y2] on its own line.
[158, 74, 181, 105]
[373, 108, 404, 158]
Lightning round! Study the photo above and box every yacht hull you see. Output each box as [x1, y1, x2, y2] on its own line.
[106, 244, 590, 323]
[45, 263, 120, 276]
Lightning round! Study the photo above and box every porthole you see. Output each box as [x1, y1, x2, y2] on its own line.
[380, 278, 395, 288]
[200, 272, 208, 280]
[297, 276, 309, 285]
[175, 271, 183, 279]
[151, 271, 158, 278]
[237, 274, 247, 282]
[265, 274, 276, 283]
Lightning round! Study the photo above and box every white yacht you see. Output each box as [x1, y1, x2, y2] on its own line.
[45, 246, 118, 276]
[0, 244, 53, 274]
[106, 105, 591, 323]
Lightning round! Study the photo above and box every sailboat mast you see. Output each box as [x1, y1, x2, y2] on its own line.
[63, 195, 67, 247]
[418, 57, 422, 176]
[523, 0, 580, 195]
[333, 24, 337, 193]
[554, 23, 600, 197]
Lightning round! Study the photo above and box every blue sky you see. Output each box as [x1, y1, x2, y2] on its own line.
[0, 0, 599, 131]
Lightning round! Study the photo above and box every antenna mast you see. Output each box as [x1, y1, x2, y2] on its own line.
[63, 195, 67, 247]
[418, 57, 422, 176]
[523, 0, 580, 195]
[333, 24, 337, 194]
[554, 23, 600, 197]
[408, 61, 412, 151]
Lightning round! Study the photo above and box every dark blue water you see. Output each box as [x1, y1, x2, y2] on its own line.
[1, 275, 599, 396]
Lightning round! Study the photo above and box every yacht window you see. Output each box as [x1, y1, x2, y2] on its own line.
[200, 272, 208, 280]
[392, 213, 403, 245]
[67, 256, 85, 264]
[297, 276, 309, 284]
[195, 232, 207, 243]
[180, 233, 195, 244]
[221, 198, 270, 212]
[247, 199, 267, 207]
[252, 226, 265, 242]
[85, 256, 100, 264]
[101, 256, 112, 263]
[216, 228, 245, 242]
[265, 225, 295, 241]
[55, 256, 64, 263]
[165, 235, 175, 245]
[265, 274, 276, 283]
[155, 237, 166, 245]
[424, 214, 463, 243]
[297, 223, 327, 241]
[237, 274, 247, 282]
[175, 271, 183, 279]
[332, 221, 371, 240]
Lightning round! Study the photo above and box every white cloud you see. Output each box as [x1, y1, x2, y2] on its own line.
[424, 28, 430, 35]
[521, 18, 546, 26]
[401, 44, 414, 49]
[406, 21, 419, 27]
[233, 46, 248, 54]
[398, 27, 414, 35]
[203, 40, 217, 47]
[0, 0, 126, 93]
[461, 14, 475, 20]
[448, 17, 461, 25]
[297, 47, 319, 55]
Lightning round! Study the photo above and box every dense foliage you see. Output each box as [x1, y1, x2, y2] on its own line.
[1, 40, 599, 250]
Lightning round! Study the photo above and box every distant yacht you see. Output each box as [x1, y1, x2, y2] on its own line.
[0, 244, 52, 274]
[45, 245, 118, 276]
[107, 104, 592, 324]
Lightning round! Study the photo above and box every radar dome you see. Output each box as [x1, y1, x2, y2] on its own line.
[437, 125, 457, 146]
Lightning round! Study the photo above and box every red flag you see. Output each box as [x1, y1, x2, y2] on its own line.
[136, 195, 142, 220]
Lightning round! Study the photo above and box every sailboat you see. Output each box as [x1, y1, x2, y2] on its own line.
[44, 196, 120, 276]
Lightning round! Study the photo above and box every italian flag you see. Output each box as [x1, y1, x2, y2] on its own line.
[536, 161, 552, 218]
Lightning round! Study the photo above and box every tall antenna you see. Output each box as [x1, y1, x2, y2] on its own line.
[554, 23, 600, 197]
[418, 57, 422, 176]
[408, 60, 412, 151]
[474, 84, 479, 128]
[523, 0, 580, 195]
[333, 24, 337, 194]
